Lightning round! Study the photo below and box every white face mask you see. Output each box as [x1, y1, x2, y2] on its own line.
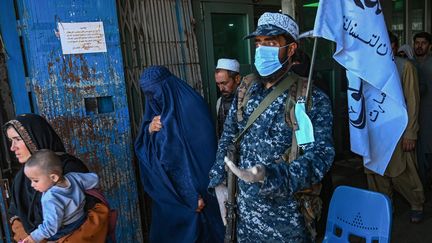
[254, 45, 289, 77]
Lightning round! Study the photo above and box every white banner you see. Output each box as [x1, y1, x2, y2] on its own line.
[313, 0, 408, 175]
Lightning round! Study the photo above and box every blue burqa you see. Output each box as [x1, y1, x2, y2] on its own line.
[134, 66, 224, 243]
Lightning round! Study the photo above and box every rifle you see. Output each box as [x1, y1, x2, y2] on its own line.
[224, 143, 239, 243]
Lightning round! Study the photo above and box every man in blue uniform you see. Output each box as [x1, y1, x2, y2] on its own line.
[208, 12, 335, 242]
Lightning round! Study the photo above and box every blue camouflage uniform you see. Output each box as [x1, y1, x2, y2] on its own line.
[208, 77, 335, 242]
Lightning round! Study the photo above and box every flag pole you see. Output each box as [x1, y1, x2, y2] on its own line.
[305, 37, 318, 104]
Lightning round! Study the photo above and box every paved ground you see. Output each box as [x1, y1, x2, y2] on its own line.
[328, 158, 432, 243]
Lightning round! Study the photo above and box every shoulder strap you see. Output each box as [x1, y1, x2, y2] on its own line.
[288, 78, 305, 162]
[234, 73, 299, 143]
[237, 73, 257, 122]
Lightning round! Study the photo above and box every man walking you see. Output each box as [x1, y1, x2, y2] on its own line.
[366, 32, 424, 223]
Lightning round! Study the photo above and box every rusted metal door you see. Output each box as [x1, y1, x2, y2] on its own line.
[1, 0, 142, 241]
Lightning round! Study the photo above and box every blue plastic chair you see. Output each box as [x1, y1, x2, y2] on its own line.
[323, 185, 392, 243]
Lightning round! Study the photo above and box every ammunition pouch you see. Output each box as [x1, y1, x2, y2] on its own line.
[277, 148, 322, 241]
[295, 184, 322, 241]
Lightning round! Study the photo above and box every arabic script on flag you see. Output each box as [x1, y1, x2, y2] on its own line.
[313, 0, 408, 175]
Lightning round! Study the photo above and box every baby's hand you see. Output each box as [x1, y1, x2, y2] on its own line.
[21, 235, 36, 243]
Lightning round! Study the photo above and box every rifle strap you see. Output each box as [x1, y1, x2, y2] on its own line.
[233, 73, 299, 144]
[288, 77, 305, 162]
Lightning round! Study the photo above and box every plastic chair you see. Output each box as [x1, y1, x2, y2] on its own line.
[323, 185, 392, 243]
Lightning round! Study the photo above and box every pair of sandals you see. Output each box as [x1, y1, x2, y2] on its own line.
[410, 210, 424, 223]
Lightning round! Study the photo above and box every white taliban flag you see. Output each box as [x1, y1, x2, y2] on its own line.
[313, 0, 408, 175]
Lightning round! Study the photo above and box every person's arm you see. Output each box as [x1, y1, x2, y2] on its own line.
[162, 162, 198, 209]
[259, 89, 335, 197]
[8, 169, 23, 222]
[415, 61, 427, 96]
[157, 113, 203, 210]
[71, 172, 99, 190]
[8, 189, 19, 224]
[401, 61, 420, 151]
[8, 170, 31, 242]
[30, 193, 64, 242]
[8, 193, 28, 243]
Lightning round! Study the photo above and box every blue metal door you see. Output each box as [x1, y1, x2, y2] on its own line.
[0, 0, 142, 241]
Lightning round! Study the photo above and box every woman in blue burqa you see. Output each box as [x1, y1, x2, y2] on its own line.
[135, 66, 224, 242]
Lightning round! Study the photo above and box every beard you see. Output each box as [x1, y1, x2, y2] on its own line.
[415, 48, 427, 57]
[221, 92, 234, 103]
[221, 91, 233, 97]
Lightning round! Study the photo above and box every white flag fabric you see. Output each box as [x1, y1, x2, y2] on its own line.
[313, 0, 408, 175]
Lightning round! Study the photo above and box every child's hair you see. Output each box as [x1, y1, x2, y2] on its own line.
[25, 149, 63, 175]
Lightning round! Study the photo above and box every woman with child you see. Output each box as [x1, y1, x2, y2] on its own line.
[21, 149, 99, 243]
[3, 113, 109, 242]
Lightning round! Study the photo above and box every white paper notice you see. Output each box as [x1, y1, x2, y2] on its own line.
[58, 22, 107, 54]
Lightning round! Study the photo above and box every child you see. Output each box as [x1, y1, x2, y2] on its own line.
[21, 149, 99, 243]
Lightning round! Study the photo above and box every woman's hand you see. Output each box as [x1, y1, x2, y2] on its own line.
[11, 219, 28, 242]
[148, 116, 162, 133]
[196, 195, 206, 212]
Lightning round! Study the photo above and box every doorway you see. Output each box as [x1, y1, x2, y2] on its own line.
[194, 1, 254, 117]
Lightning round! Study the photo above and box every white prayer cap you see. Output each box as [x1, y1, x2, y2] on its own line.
[216, 58, 240, 73]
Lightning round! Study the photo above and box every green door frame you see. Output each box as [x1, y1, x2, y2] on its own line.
[193, 1, 254, 119]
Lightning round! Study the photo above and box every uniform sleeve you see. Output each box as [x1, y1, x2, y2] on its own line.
[30, 193, 64, 242]
[259, 90, 335, 197]
[208, 95, 239, 190]
[401, 61, 420, 140]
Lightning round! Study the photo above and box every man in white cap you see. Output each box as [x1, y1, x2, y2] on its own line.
[208, 12, 334, 242]
[215, 58, 241, 138]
